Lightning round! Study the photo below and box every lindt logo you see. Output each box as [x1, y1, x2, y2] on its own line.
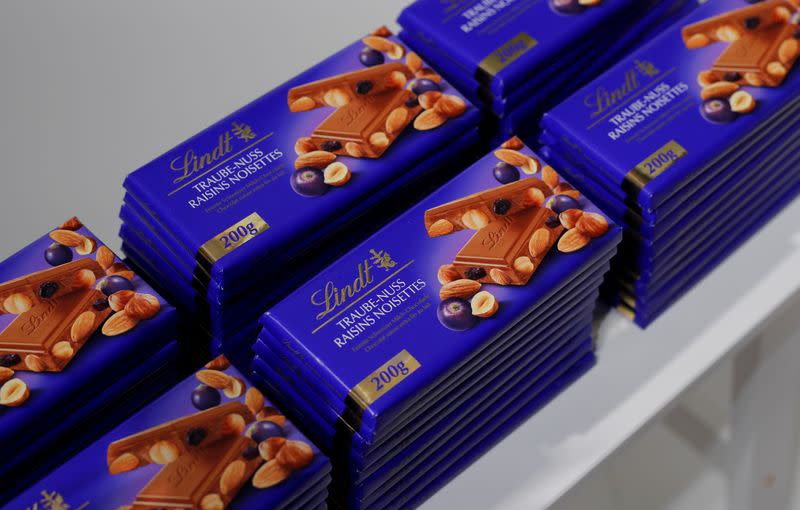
[170, 121, 256, 184]
[20, 300, 57, 336]
[480, 216, 514, 251]
[583, 60, 660, 118]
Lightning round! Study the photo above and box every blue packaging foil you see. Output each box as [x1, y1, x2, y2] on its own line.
[541, 0, 800, 213]
[257, 140, 619, 442]
[3, 341, 180, 502]
[397, 0, 663, 98]
[0, 218, 177, 475]
[8, 358, 330, 510]
[124, 27, 479, 295]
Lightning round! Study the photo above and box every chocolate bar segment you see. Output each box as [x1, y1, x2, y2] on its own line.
[130, 435, 262, 510]
[710, 22, 800, 87]
[424, 177, 554, 237]
[309, 88, 421, 158]
[0, 288, 111, 372]
[0, 258, 104, 315]
[681, 0, 793, 47]
[453, 207, 562, 286]
[287, 62, 413, 112]
[107, 401, 255, 474]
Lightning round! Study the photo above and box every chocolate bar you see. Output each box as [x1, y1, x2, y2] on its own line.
[0, 258, 104, 315]
[0, 288, 111, 372]
[107, 401, 255, 474]
[308, 88, 421, 158]
[452, 207, 562, 286]
[287, 62, 413, 112]
[128, 435, 262, 510]
[424, 177, 554, 238]
[710, 22, 800, 87]
[681, 0, 793, 47]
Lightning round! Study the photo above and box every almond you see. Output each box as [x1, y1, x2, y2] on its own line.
[294, 137, 316, 155]
[102, 311, 139, 336]
[439, 279, 481, 300]
[406, 51, 423, 73]
[276, 440, 314, 470]
[559, 209, 584, 229]
[437, 264, 461, 285]
[252, 460, 291, 489]
[779, 39, 798, 65]
[715, 24, 740, 42]
[262, 414, 287, 427]
[490, 268, 512, 285]
[0, 378, 28, 407]
[197, 369, 233, 389]
[96, 246, 115, 270]
[73, 268, 97, 289]
[541, 165, 560, 189]
[3, 293, 32, 314]
[559, 189, 581, 200]
[415, 68, 442, 82]
[528, 228, 552, 257]
[223, 377, 245, 398]
[744, 72, 764, 87]
[125, 293, 161, 320]
[149, 440, 179, 464]
[256, 406, 280, 420]
[49, 229, 84, 247]
[372, 26, 392, 37]
[686, 33, 710, 49]
[558, 229, 591, 253]
[0, 367, 13, 384]
[700, 81, 738, 100]
[200, 494, 224, 510]
[289, 96, 316, 112]
[494, 149, 538, 174]
[522, 188, 546, 208]
[295, 150, 336, 169]
[369, 132, 390, 149]
[418, 91, 443, 110]
[223, 413, 247, 435]
[345, 142, 365, 158]
[323, 87, 350, 107]
[433, 95, 467, 118]
[205, 355, 230, 370]
[109, 290, 135, 312]
[500, 136, 524, 150]
[25, 354, 47, 372]
[220, 460, 247, 496]
[51, 341, 74, 361]
[71, 310, 97, 342]
[697, 70, 718, 87]
[427, 218, 454, 237]
[108, 452, 139, 474]
[259, 437, 286, 461]
[471, 290, 498, 318]
[513, 256, 535, 276]
[413, 109, 447, 130]
[59, 217, 83, 230]
[245, 387, 265, 415]
[107, 262, 134, 281]
[386, 107, 409, 134]
[575, 212, 609, 238]
[386, 70, 408, 89]
[554, 182, 575, 195]
[461, 209, 489, 230]
[766, 61, 787, 79]
[362, 35, 395, 53]
[323, 162, 351, 186]
[76, 236, 97, 255]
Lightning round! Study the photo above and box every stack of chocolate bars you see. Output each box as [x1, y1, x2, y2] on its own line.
[0, 217, 178, 501]
[118, 27, 480, 366]
[10, 356, 331, 509]
[397, 0, 701, 143]
[540, 0, 800, 327]
[249, 137, 621, 509]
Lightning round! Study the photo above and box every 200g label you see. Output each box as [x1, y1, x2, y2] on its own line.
[370, 360, 410, 392]
[219, 222, 259, 250]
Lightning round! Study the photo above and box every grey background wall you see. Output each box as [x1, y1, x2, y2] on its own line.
[0, 0, 407, 259]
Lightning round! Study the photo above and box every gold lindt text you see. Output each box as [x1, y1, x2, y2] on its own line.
[584, 68, 640, 118]
[311, 259, 374, 321]
[170, 132, 233, 184]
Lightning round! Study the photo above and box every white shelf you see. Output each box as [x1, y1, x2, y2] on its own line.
[421, 197, 800, 509]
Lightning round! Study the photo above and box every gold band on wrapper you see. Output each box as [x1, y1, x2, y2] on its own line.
[350, 350, 421, 409]
[625, 140, 687, 190]
[478, 33, 537, 77]
[198, 212, 269, 264]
